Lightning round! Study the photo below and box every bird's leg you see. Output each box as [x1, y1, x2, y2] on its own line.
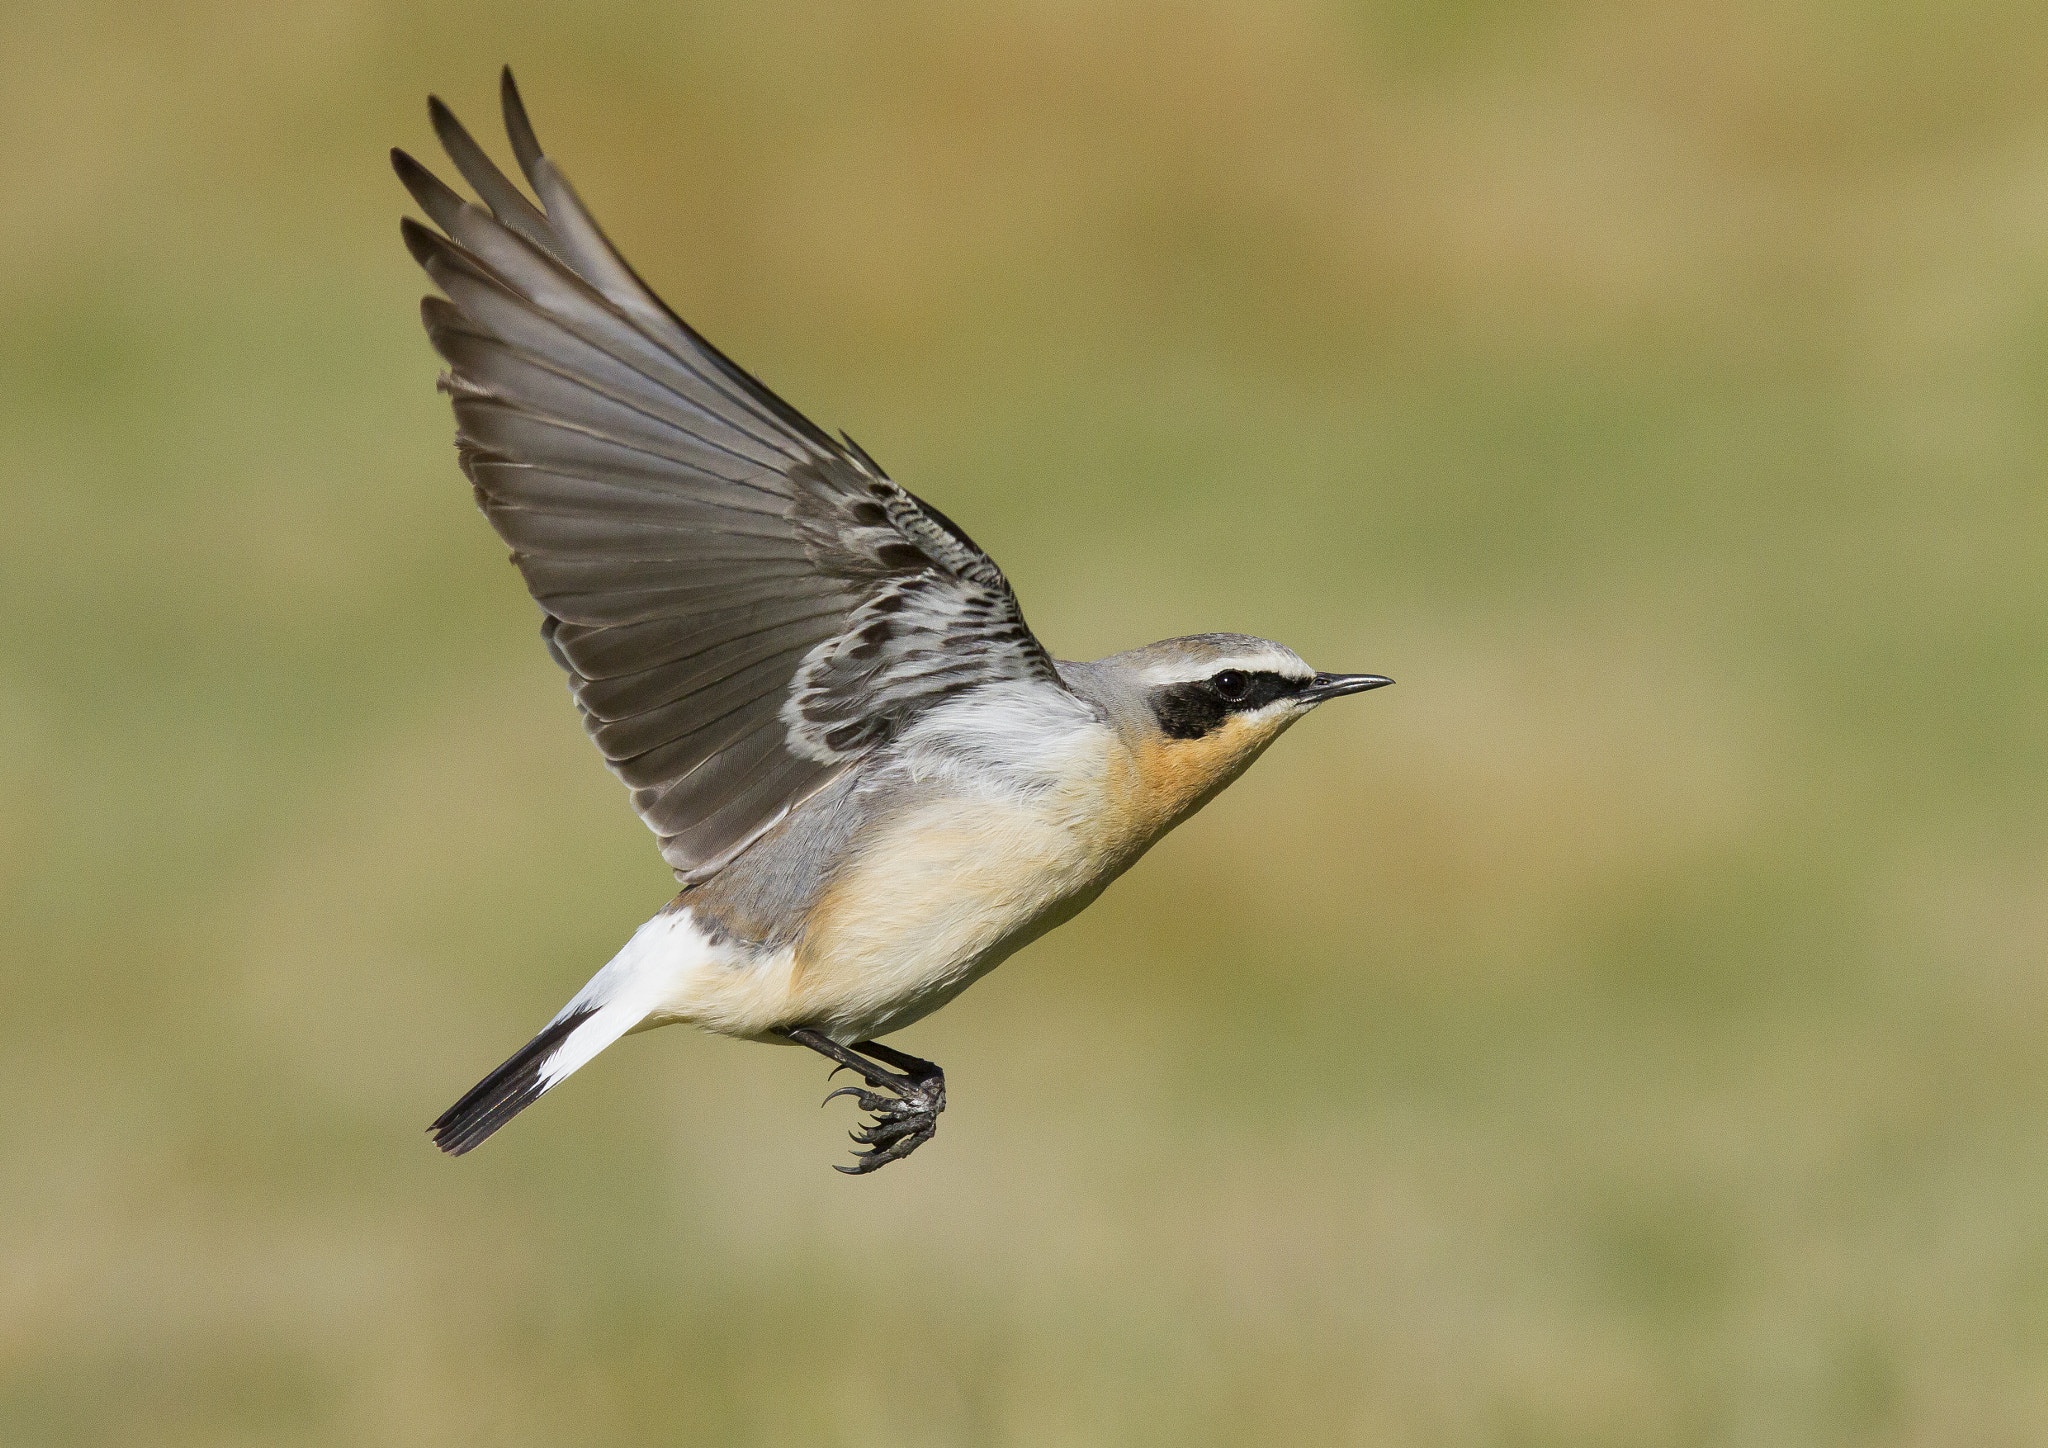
[779, 1027, 946, 1174]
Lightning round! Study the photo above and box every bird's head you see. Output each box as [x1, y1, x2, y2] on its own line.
[1072, 633, 1392, 834]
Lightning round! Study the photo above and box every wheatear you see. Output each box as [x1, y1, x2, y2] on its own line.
[396, 72, 1393, 1172]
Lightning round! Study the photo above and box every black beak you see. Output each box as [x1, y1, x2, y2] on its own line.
[1301, 672, 1394, 703]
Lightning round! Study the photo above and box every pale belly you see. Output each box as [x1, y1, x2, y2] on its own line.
[657, 790, 1127, 1044]
[788, 791, 1124, 1041]
[622, 688, 1286, 1046]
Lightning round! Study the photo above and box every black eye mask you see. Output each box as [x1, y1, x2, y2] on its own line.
[1145, 671, 1305, 740]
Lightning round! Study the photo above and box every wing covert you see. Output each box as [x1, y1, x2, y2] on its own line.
[396, 69, 1062, 881]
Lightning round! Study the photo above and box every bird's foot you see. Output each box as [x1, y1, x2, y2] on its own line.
[825, 1045, 945, 1174]
[782, 1030, 946, 1174]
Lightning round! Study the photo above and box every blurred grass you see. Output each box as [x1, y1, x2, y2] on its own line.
[5, 0, 2048, 1443]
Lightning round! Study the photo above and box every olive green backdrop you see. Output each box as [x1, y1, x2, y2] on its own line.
[5, 2, 2047, 1444]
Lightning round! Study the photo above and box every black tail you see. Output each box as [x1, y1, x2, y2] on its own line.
[429, 1006, 595, 1155]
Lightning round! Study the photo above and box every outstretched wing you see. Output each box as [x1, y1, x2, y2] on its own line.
[395, 69, 1063, 882]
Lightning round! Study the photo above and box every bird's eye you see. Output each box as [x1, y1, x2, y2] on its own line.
[1212, 669, 1250, 701]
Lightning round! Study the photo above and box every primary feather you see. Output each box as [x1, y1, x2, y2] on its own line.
[395, 68, 1062, 883]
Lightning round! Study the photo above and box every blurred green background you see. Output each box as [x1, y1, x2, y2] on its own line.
[5, 1, 2047, 1443]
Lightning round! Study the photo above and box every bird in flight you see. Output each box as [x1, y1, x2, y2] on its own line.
[394, 70, 1393, 1172]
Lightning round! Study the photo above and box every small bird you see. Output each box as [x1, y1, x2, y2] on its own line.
[395, 71, 1392, 1172]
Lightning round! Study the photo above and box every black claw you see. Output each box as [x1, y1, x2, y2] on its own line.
[782, 1027, 947, 1174]
[837, 1122, 935, 1173]
[850, 1114, 922, 1148]
[822, 1084, 885, 1111]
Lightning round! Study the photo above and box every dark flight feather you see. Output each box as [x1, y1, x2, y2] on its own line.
[398, 71, 1063, 880]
